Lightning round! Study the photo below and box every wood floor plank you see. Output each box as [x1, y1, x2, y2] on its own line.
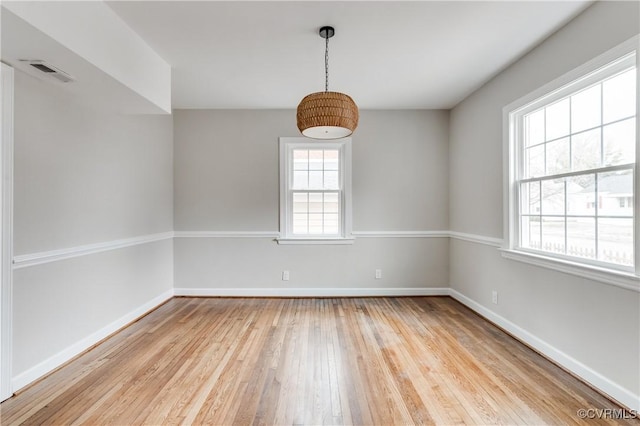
[2, 296, 637, 426]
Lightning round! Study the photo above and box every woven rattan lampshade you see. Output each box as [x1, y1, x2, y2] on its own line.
[297, 91, 359, 139]
[297, 26, 358, 140]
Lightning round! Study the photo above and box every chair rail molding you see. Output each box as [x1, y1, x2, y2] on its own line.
[13, 232, 174, 269]
[448, 231, 503, 247]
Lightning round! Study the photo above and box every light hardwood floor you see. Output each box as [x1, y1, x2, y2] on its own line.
[1, 297, 637, 425]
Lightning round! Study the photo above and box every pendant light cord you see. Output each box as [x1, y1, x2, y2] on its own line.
[325, 34, 329, 92]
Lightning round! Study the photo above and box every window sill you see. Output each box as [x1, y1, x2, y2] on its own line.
[276, 237, 355, 245]
[499, 249, 640, 292]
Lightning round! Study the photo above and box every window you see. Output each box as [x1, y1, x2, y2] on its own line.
[504, 38, 638, 281]
[278, 137, 353, 244]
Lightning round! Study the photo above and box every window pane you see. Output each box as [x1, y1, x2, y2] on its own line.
[293, 193, 308, 213]
[525, 109, 545, 146]
[571, 84, 601, 133]
[541, 216, 565, 254]
[603, 68, 636, 124]
[603, 118, 635, 166]
[292, 193, 341, 236]
[521, 216, 541, 250]
[567, 174, 595, 216]
[545, 98, 570, 141]
[324, 150, 339, 171]
[525, 144, 544, 178]
[324, 213, 339, 234]
[309, 171, 323, 189]
[324, 171, 339, 189]
[308, 213, 323, 234]
[324, 192, 339, 213]
[566, 217, 596, 260]
[520, 182, 540, 215]
[571, 128, 601, 171]
[546, 137, 570, 175]
[293, 149, 308, 171]
[598, 218, 633, 266]
[309, 150, 323, 170]
[293, 214, 308, 234]
[597, 170, 633, 217]
[293, 171, 308, 189]
[541, 179, 565, 215]
[309, 193, 323, 213]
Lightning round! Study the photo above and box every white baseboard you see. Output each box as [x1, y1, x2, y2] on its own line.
[174, 287, 449, 298]
[449, 289, 640, 411]
[11, 289, 174, 393]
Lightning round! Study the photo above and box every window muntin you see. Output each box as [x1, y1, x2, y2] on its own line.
[514, 55, 636, 270]
[279, 138, 352, 241]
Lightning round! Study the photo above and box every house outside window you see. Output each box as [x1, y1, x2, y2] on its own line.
[278, 137, 353, 244]
[504, 37, 638, 280]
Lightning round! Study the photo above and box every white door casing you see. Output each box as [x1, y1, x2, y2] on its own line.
[0, 62, 15, 402]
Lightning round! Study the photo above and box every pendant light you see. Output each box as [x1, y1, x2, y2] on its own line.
[297, 26, 359, 140]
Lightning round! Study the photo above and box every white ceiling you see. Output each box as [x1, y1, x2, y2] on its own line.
[106, 1, 591, 110]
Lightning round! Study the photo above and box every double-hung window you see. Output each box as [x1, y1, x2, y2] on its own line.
[278, 137, 353, 244]
[504, 37, 638, 284]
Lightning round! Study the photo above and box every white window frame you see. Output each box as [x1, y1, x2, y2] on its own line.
[502, 36, 640, 292]
[277, 137, 354, 245]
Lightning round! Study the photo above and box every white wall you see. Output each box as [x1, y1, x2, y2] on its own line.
[173, 109, 449, 292]
[449, 1, 640, 409]
[12, 70, 174, 389]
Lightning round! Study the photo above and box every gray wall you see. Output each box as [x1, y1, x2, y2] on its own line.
[173, 109, 449, 290]
[449, 0, 639, 402]
[12, 70, 174, 380]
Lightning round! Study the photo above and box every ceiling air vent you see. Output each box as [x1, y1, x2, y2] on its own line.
[20, 60, 75, 83]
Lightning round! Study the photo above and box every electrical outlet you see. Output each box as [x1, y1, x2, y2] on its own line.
[375, 269, 382, 279]
[492, 290, 498, 304]
[282, 270, 290, 281]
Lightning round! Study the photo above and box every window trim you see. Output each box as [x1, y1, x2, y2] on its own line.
[277, 137, 353, 244]
[502, 35, 640, 288]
